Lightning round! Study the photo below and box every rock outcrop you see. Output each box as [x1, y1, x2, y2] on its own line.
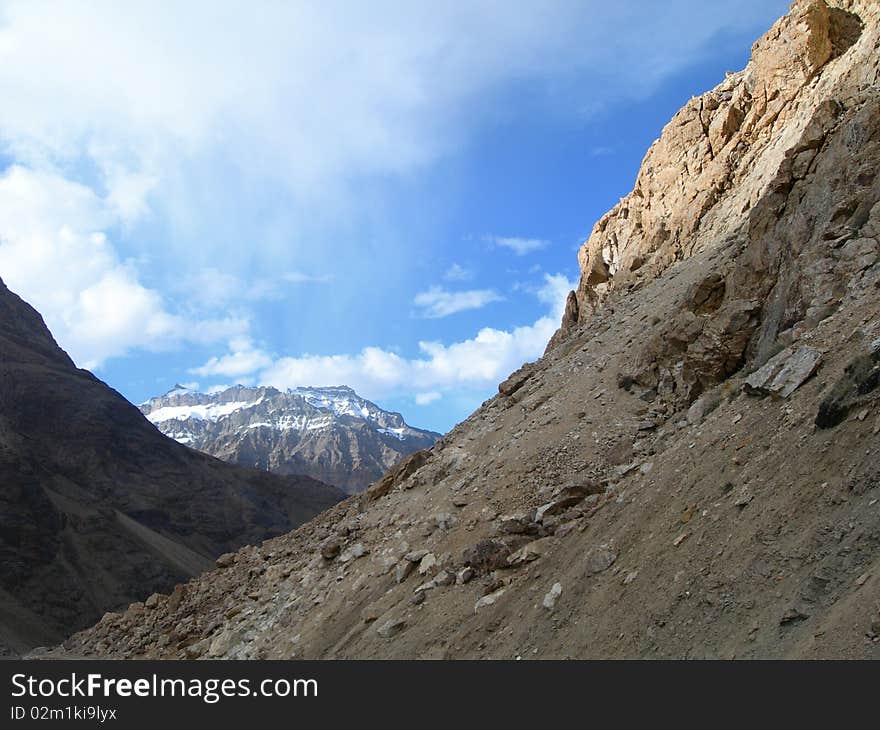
[0, 278, 344, 656]
[563, 0, 878, 416]
[141, 385, 440, 494]
[54, 0, 880, 660]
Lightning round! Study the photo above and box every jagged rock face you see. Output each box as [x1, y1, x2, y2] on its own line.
[566, 0, 879, 412]
[140, 385, 440, 494]
[0, 278, 344, 656]
[56, 1, 880, 660]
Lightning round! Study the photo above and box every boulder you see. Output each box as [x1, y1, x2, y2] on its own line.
[499, 362, 537, 397]
[542, 583, 562, 611]
[417, 553, 438, 576]
[535, 481, 604, 522]
[744, 346, 822, 398]
[585, 546, 616, 575]
[474, 588, 506, 613]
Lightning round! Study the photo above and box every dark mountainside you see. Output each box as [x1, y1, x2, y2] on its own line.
[0, 277, 344, 656]
[52, 0, 880, 659]
[140, 385, 440, 494]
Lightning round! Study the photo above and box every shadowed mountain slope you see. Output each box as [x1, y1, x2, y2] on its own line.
[0, 277, 344, 655]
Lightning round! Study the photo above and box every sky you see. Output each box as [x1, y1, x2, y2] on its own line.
[0, 0, 789, 433]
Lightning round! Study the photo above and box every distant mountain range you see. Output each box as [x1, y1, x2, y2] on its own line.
[140, 384, 441, 493]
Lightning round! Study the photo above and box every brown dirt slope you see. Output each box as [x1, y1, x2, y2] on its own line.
[55, 0, 880, 659]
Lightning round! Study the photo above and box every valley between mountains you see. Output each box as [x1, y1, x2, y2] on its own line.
[3, 0, 880, 660]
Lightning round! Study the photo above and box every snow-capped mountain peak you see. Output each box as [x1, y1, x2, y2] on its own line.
[139, 384, 440, 492]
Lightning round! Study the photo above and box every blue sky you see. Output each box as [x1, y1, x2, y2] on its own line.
[0, 0, 789, 433]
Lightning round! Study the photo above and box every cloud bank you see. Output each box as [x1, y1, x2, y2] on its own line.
[0, 166, 245, 368]
[194, 273, 574, 400]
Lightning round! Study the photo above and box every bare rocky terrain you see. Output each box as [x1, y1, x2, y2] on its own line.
[0, 278, 344, 656]
[52, 0, 880, 659]
[141, 384, 439, 493]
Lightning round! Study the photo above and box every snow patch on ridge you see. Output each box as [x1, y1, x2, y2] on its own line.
[146, 399, 261, 424]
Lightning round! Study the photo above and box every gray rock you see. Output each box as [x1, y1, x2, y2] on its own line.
[434, 512, 457, 530]
[585, 546, 617, 575]
[395, 559, 416, 584]
[744, 346, 822, 398]
[535, 482, 602, 522]
[474, 588, 506, 613]
[377, 618, 406, 638]
[542, 582, 562, 610]
[339, 542, 367, 563]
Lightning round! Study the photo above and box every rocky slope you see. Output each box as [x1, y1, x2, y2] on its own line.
[0, 278, 344, 656]
[56, 0, 880, 660]
[140, 385, 440, 493]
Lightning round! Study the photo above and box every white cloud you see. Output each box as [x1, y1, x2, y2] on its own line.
[415, 391, 442, 405]
[490, 236, 550, 256]
[190, 337, 273, 378]
[194, 272, 576, 399]
[0, 165, 245, 368]
[443, 263, 473, 282]
[413, 286, 503, 318]
[536, 272, 575, 312]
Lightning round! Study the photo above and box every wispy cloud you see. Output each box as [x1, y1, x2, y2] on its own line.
[443, 263, 473, 282]
[413, 286, 503, 319]
[415, 391, 441, 405]
[282, 271, 333, 284]
[488, 236, 550, 256]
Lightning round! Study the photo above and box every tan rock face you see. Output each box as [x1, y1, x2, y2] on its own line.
[563, 0, 878, 412]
